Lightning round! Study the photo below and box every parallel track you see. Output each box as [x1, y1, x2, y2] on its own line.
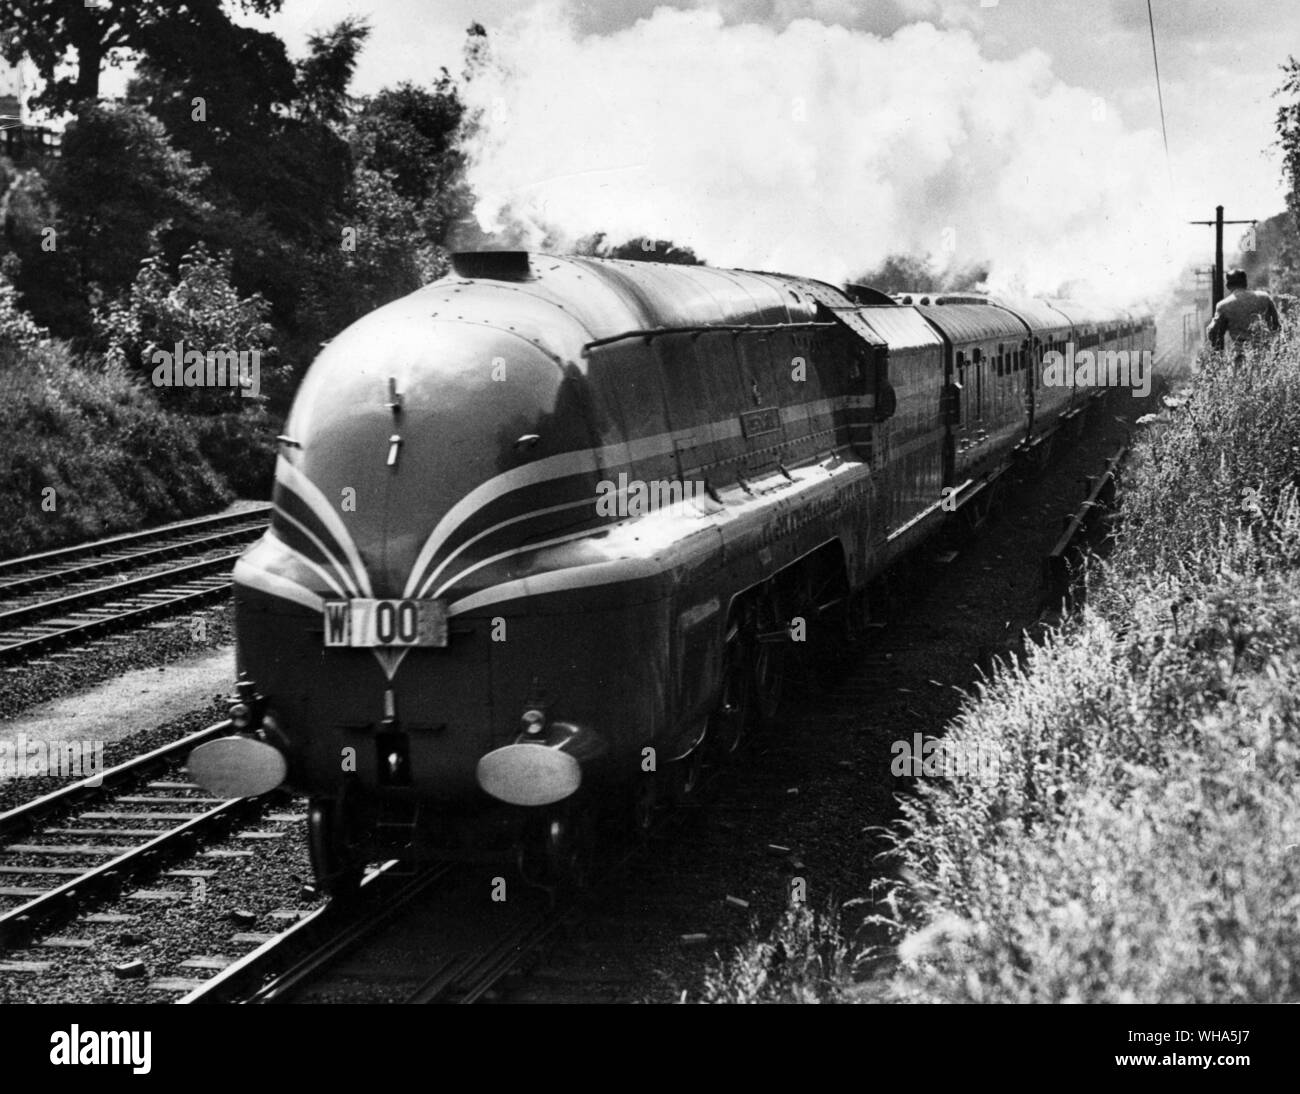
[0, 509, 269, 665]
[0, 720, 278, 950]
[0, 506, 270, 592]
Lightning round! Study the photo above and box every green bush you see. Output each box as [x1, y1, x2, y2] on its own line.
[0, 271, 50, 351]
[700, 906, 852, 1003]
[191, 407, 279, 500]
[0, 341, 232, 556]
[93, 242, 284, 414]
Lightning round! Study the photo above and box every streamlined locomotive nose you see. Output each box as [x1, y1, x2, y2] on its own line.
[202, 297, 599, 810]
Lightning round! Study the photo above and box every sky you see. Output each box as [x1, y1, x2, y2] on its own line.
[85, 1, 1300, 300]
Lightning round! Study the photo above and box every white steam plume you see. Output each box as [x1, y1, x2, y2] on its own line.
[460, 4, 1183, 307]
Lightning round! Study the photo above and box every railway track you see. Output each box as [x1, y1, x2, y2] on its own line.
[0, 506, 270, 594]
[177, 863, 447, 1003]
[0, 719, 278, 950]
[0, 507, 269, 665]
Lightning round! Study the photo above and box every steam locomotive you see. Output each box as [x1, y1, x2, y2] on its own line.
[187, 251, 1156, 892]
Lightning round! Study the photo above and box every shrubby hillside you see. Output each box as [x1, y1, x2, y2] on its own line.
[0, 338, 232, 555]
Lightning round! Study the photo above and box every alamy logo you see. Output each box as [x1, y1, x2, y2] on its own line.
[890, 733, 1001, 782]
[49, 1026, 151, 1075]
[1042, 342, 1152, 397]
[150, 341, 261, 398]
[0, 735, 104, 786]
[595, 473, 707, 517]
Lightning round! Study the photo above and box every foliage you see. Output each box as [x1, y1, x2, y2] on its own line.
[699, 906, 852, 1003]
[190, 405, 278, 500]
[850, 252, 990, 294]
[300, 167, 448, 333]
[0, 0, 283, 112]
[1273, 57, 1300, 294]
[296, 15, 370, 126]
[350, 78, 470, 242]
[1, 166, 86, 334]
[0, 340, 231, 556]
[0, 268, 48, 350]
[47, 102, 209, 310]
[572, 232, 703, 264]
[126, 17, 350, 345]
[93, 242, 281, 413]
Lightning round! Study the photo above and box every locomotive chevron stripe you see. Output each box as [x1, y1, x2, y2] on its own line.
[445, 554, 666, 617]
[270, 490, 360, 599]
[275, 458, 374, 598]
[400, 445, 610, 598]
[415, 495, 595, 599]
[233, 555, 327, 613]
[400, 419, 746, 599]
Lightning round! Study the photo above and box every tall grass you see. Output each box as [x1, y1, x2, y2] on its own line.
[703, 329, 1300, 1002]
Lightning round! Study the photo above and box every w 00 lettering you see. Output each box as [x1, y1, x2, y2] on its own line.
[322, 598, 448, 648]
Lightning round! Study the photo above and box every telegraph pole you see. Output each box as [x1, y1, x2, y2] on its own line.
[1190, 206, 1257, 348]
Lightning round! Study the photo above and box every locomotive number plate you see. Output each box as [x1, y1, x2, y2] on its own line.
[323, 598, 448, 648]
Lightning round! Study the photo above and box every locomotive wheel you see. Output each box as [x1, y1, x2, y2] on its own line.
[307, 798, 364, 901]
[785, 562, 861, 679]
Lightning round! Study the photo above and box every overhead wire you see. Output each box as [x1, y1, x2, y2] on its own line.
[1146, 0, 1174, 190]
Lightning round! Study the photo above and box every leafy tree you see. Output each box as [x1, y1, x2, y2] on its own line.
[852, 253, 934, 293]
[296, 15, 370, 126]
[574, 232, 703, 264]
[301, 167, 447, 334]
[48, 102, 208, 309]
[351, 78, 470, 243]
[1272, 56, 1300, 294]
[2, 167, 83, 333]
[126, 18, 366, 379]
[853, 253, 988, 294]
[0, 0, 283, 112]
[0, 267, 47, 350]
[94, 242, 280, 412]
[606, 237, 702, 264]
[1277, 57, 1300, 231]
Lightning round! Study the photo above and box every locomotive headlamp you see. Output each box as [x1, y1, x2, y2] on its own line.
[521, 709, 546, 735]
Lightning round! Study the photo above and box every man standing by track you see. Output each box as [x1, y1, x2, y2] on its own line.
[1205, 268, 1282, 357]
